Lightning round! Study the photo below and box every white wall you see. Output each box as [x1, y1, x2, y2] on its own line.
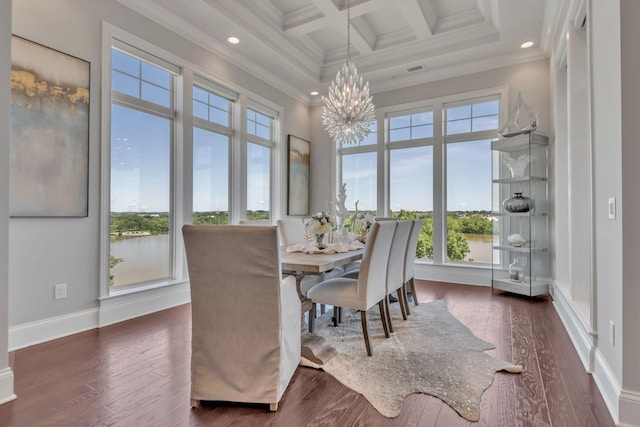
[620, 0, 640, 423]
[9, 0, 310, 333]
[590, 0, 624, 401]
[0, 0, 15, 406]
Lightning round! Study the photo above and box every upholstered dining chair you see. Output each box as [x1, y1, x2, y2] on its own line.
[404, 219, 424, 308]
[307, 221, 397, 356]
[276, 217, 343, 322]
[383, 219, 413, 332]
[182, 224, 301, 412]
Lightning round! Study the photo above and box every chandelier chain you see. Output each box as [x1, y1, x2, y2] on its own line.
[321, 0, 376, 145]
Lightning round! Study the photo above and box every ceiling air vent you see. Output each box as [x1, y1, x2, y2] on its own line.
[406, 65, 424, 73]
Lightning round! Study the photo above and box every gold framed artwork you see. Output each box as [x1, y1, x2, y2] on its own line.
[287, 135, 310, 216]
[10, 35, 90, 217]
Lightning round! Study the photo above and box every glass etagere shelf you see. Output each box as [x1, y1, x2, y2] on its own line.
[491, 130, 550, 297]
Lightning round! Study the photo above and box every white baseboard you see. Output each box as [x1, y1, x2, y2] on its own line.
[551, 283, 625, 426]
[591, 347, 622, 425]
[0, 367, 16, 405]
[9, 308, 98, 351]
[8, 282, 191, 351]
[550, 284, 595, 371]
[98, 282, 190, 327]
[619, 389, 640, 427]
[415, 263, 491, 286]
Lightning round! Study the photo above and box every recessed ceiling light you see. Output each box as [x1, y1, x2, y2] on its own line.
[520, 41, 534, 49]
[228, 36, 240, 45]
[310, 91, 319, 96]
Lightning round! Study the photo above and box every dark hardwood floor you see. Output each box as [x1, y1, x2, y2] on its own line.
[0, 280, 614, 426]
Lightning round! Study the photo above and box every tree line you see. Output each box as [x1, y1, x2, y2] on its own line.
[110, 209, 493, 262]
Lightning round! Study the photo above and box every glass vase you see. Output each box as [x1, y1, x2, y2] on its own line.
[509, 257, 526, 282]
[503, 192, 533, 213]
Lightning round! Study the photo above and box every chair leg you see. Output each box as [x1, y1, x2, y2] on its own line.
[332, 306, 339, 327]
[384, 296, 394, 333]
[309, 304, 316, 333]
[360, 310, 372, 356]
[401, 284, 410, 316]
[409, 278, 419, 306]
[397, 289, 408, 320]
[269, 402, 278, 412]
[337, 306, 343, 323]
[402, 283, 411, 316]
[378, 301, 390, 338]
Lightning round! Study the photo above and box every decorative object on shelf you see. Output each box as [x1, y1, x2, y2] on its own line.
[507, 233, 526, 247]
[321, 0, 375, 146]
[350, 200, 375, 243]
[503, 154, 530, 178]
[503, 192, 533, 213]
[304, 211, 335, 249]
[334, 183, 348, 232]
[509, 257, 526, 282]
[498, 93, 538, 138]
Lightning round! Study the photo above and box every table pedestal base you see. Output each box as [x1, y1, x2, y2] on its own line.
[301, 332, 337, 365]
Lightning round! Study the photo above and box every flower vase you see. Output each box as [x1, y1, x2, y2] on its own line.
[315, 233, 326, 249]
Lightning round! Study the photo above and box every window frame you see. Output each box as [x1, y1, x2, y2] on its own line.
[336, 87, 507, 269]
[100, 24, 284, 299]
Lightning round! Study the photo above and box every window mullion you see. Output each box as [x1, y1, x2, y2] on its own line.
[432, 104, 445, 265]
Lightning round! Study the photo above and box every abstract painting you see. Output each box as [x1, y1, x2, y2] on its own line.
[10, 35, 90, 217]
[287, 135, 310, 216]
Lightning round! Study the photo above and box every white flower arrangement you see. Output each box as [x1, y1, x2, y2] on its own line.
[304, 211, 335, 236]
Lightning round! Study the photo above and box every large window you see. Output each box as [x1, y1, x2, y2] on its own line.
[337, 92, 501, 266]
[340, 121, 377, 218]
[246, 107, 275, 221]
[192, 82, 233, 225]
[109, 47, 176, 288]
[444, 99, 498, 263]
[104, 32, 282, 295]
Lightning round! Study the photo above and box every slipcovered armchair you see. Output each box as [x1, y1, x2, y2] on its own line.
[182, 224, 301, 411]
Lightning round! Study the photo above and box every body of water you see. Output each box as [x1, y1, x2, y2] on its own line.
[463, 233, 497, 264]
[110, 232, 496, 286]
[110, 234, 170, 286]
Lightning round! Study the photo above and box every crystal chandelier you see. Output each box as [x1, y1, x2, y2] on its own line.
[321, 0, 375, 145]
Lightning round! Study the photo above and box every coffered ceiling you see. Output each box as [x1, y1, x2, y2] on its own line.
[118, 0, 551, 103]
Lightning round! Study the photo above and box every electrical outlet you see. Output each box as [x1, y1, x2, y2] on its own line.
[609, 321, 615, 346]
[54, 283, 67, 300]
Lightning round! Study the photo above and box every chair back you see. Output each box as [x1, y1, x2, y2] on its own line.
[357, 221, 397, 307]
[276, 218, 306, 246]
[404, 219, 423, 282]
[387, 220, 413, 294]
[182, 224, 300, 405]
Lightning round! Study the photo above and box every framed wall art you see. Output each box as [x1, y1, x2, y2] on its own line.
[287, 135, 310, 216]
[10, 35, 90, 217]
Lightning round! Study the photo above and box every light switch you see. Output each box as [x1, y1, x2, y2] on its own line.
[608, 197, 616, 220]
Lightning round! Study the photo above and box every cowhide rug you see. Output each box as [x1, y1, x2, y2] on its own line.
[301, 299, 522, 421]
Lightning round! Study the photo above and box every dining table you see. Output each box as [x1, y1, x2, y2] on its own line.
[280, 246, 364, 364]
